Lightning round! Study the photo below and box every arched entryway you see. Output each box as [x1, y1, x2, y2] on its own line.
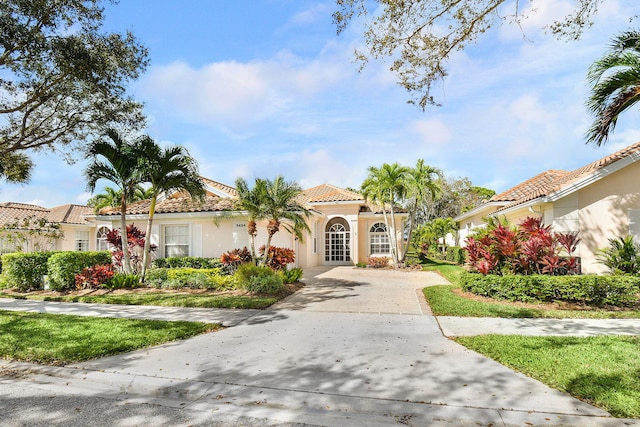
[324, 217, 350, 264]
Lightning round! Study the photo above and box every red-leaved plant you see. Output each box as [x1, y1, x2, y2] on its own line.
[105, 224, 156, 273]
[75, 264, 115, 289]
[465, 217, 580, 276]
[259, 245, 295, 271]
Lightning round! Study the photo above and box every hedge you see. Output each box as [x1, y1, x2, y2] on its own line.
[152, 256, 222, 269]
[145, 267, 238, 290]
[47, 251, 112, 291]
[460, 272, 640, 307]
[1, 252, 53, 291]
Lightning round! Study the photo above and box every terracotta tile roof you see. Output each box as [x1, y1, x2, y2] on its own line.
[201, 177, 237, 198]
[494, 141, 640, 212]
[298, 184, 364, 204]
[490, 170, 570, 202]
[99, 194, 235, 216]
[0, 204, 92, 226]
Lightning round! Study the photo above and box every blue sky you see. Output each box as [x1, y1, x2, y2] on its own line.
[3, 0, 639, 207]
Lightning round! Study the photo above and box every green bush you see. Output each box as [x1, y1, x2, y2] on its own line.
[236, 264, 283, 294]
[280, 267, 303, 284]
[445, 246, 466, 264]
[152, 257, 222, 269]
[460, 272, 640, 307]
[1, 252, 53, 291]
[105, 273, 141, 290]
[145, 268, 169, 288]
[145, 267, 238, 290]
[47, 251, 112, 291]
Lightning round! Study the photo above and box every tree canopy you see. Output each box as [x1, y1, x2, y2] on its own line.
[334, 0, 606, 108]
[0, 0, 148, 182]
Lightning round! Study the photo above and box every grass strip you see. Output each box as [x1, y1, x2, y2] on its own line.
[0, 310, 219, 365]
[0, 292, 278, 309]
[455, 335, 640, 418]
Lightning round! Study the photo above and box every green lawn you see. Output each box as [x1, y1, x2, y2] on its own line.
[421, 258, 640, 418]
[0, 310, 219, 365]
[456, 335, 640, 418]
[0, 292, 279, 309]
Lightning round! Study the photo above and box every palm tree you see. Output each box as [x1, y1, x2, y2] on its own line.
[361, 162, 409, 266]
[234, 177, 269, 262]
[261, 176, 311, 267]
[85, 129, 144, 274]
[402, 160, 442, 262]
[586, 30, 640, 146]
[135, 136, 205, 281]
[87, 185, 153, 213]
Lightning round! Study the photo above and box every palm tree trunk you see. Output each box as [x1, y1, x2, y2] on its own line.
[140, 194, 157, 282]
[120, 197, 133, 274]
[387, 191, 399, 266]
[401, 197, 418, 263]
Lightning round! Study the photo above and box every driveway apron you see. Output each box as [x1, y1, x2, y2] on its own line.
[46, 266, 622, 426]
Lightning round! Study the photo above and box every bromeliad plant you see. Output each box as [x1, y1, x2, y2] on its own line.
[465, 217, 580, 276]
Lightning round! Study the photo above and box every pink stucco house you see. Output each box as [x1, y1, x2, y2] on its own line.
[456, 142, 640, 274]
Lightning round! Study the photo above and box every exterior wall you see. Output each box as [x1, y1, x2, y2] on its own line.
[356, 214, 407, 264]
[574, 163, 640, 274]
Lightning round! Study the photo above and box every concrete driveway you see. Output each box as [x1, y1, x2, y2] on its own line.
[0, 266, 635, 426]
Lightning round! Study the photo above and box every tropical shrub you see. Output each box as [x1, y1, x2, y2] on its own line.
[460, 271, 640, 307]
[144, 268, 168, 287]
[280, 267, 303, 284]
[445, 246, 466, 264]
[236, 264, 283, 293]
[152, 256, 222, 269]
[220, 247, 253, 273]
[47, 251, 112, 291]
[597, 236, 640, 275]
[367, 257, 390, 268]
[106, 273, 141, 290]
[1, 252, 52, 291]
[74, 264, 115, 289]
[105, 224, 156, 273]
[259, 245, 295, 270]
[464, 217, 580, 276]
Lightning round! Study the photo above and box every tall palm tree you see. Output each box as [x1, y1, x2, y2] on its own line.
[85, 129, 144, 274]
[586, 30, 640, 146]
[402, 160, 442, 262]
[135, 136, 205, 281]
[235, 177, 268, 262]
[361, 162, 409, 266]
[261, 176, 311, 266]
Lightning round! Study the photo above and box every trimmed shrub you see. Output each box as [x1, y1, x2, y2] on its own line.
[445, 246, 466, 264]
[1, 252, 52, 291]
[236, 264, 283, 294]
[152, 256, 222, 269]
[280, 267, 303, 284]
[47, 251, 112, 291]
[145, 267, 238, 290]
[460, 272, 640, 307]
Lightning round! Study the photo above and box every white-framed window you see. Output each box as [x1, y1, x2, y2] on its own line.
[164, 225, 190, 257]
[96, 226, 110, 251]
[369, 222, 389, 255]
[75, 230, 90, 252]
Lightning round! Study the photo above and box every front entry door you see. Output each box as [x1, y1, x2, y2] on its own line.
[325, 221, 350, 264]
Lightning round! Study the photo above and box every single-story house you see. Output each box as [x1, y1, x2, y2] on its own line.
[1, 179, 407, 268]
[455, 141, 640, 274]
[0, 202, 93, 253]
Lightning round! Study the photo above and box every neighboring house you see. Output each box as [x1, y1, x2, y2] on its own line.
[455, 141, 640, 274]
[0, 202, 93, 253]
[1, 179, 407, 268]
